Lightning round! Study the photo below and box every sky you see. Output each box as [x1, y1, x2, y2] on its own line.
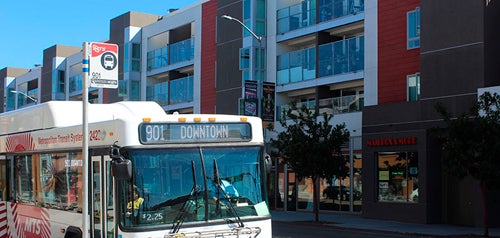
[0, 0, 199, 70]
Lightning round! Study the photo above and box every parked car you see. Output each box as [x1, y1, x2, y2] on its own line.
[322, 186, 361, 200]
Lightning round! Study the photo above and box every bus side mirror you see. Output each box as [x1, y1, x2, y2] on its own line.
[110, 143, 132, 180]
[112, 160, 132, 180]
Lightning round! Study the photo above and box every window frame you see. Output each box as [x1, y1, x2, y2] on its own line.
[407, 7, 421, 49]
[407, 73, 420, 101]
[377, 151, 419, 203]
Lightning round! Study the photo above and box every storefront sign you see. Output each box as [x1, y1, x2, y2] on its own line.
[367, 136, 417, 147]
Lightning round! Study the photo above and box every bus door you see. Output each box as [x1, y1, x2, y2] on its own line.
[91, 155, 115, 238]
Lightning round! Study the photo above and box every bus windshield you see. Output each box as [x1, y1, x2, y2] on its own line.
[117, 146, 269, 229]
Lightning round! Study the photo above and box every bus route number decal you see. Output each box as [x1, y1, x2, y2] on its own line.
[144, 125, 165, 142]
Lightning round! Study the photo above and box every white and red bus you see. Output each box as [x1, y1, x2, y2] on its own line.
[0, 101, 271, 238]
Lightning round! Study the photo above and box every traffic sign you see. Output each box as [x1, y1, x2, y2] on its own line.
[89, 42, 118, 88]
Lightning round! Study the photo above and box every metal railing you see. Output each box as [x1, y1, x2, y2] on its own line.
[277, 0, 364, 34]
[277, 94, 364, 120]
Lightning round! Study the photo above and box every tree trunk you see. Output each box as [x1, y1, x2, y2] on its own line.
[312, 176, 319, 222]
[480, 180, 489, 237]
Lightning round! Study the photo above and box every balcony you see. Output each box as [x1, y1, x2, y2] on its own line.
[277, 35, 363, 86]
[169, 38, 195, 65]
[277, 0, 316, 34]
[147, 81, 168, 106]
[277, 0, 364, 35]
[170, 76, 194, 104]
[277, 94, 364, 121]
[69, 75, 83, 93]
[147, 38, 194, 71]
[147, 46, 168, 71]
[318, 0, 364, 22]
[277, 47, 316, 85]
[146, 75, 193, 107]
[318, 35, 364, 77]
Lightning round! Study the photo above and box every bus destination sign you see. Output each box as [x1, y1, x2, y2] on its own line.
[139, 123, 252, 144]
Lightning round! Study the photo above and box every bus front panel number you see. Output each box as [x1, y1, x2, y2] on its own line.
[144, 125, 165, 143]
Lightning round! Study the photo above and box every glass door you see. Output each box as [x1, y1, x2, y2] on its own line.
[91, 155, 115, 238]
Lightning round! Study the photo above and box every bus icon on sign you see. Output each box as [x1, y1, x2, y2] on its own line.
[101, 52, 117, 70]
[104, 55, 114, 69]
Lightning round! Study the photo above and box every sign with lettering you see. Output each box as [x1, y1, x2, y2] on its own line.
[366, 136, 417, 147]
[139, 123, 252, 144]
[89, 42, 118, 88]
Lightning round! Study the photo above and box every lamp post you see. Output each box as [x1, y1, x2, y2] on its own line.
[221, 15, 263, 42]
[10, 90, 38, 104]
[221, 14, 264, 117]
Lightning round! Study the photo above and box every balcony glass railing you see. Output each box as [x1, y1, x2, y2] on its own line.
[277, 35, 363, 85]
[146, 75, 194, 106]
[170, 76, 194, 104]
[318, 94, 364, 115]
[170, 38, 195, 65]
[147, 46, 168, 71]
[146, 81, 169, 106]
[17, 89, 38, 107]
[277, 47, 316, 85]
[69, 74, 83, 93]
[277, 95, 364, 120]
[277, 0, 364, 34]
[277, 0, 316, 34]
[147, 38, 195, 71]
[318, 35, 364, 77]
[318, 0, 364, 23]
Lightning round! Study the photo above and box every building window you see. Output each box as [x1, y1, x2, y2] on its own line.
[131, 43, 141, 72]
[377, 152, 419, 203]
[52, 70, 65, 94]
[407, 73, 420, 101]
[240, 48, 250, 81]
[254, 47, 265, 81]
[243, 0, 251, 38]
[130, 80, 141, 101]
[255, 0, 266, 36]
[407, 7, 420, 49]
[118, 80, 128, 97]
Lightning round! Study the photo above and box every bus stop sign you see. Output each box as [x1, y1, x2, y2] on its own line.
[89, 42, 118, 88]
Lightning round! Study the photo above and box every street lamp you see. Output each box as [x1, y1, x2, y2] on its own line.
[221, 15, 262, 42]
[10, 90, 38, 104]
[221, 14, 265, 117]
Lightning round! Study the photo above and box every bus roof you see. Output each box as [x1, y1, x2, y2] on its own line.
[0, 101, 168, 135]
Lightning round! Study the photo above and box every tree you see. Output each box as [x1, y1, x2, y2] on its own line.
[270, 103, 350, 222]
[434, 92, 500, 237]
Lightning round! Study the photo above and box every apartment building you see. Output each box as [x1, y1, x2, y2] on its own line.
[0, 67, 29, 112]
[363, 0, 500, 226]
[263, 0, 365, 213]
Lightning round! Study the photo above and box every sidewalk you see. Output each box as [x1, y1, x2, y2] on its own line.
[271, 210, 500, 237]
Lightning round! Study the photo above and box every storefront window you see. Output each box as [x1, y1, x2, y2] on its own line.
[377, 152, 418, 203]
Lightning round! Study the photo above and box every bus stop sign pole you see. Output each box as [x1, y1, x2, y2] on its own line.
[82, 42, 90, 238]
[82, 41, 118, 237]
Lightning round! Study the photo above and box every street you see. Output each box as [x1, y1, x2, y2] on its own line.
[272, 220, 428, 238]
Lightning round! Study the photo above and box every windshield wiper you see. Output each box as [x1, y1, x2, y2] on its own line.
[170, 160, 200, 234]
[213, 159, 244, 228]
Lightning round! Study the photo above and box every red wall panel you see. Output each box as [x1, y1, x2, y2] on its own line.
[378, 0, 420, 104]
[200, 0, 217, 113]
